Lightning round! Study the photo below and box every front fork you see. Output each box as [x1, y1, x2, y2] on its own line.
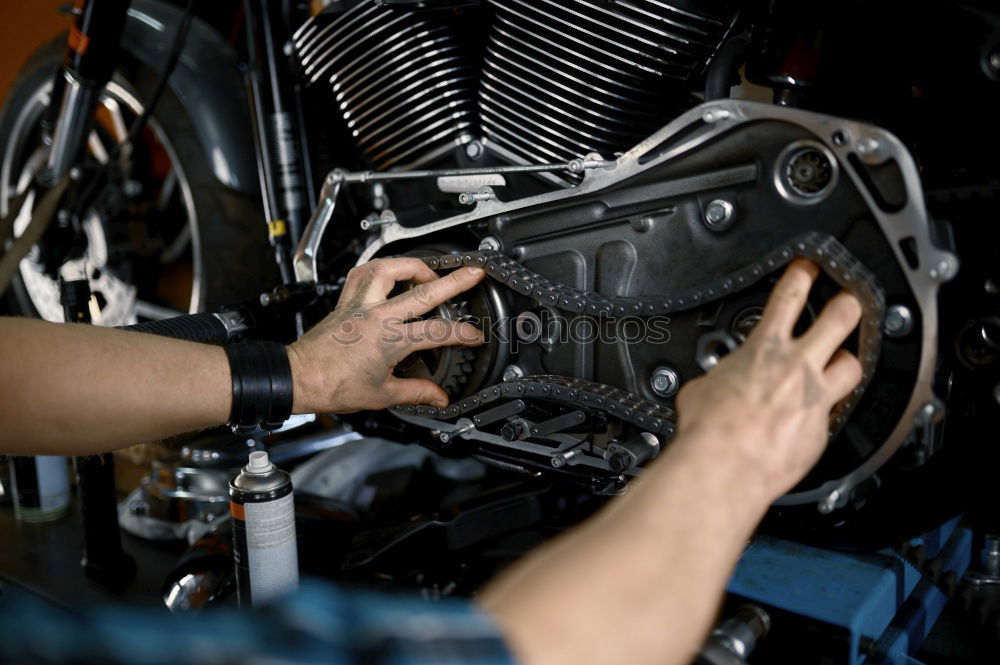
[44, 0, 130, 181]
[46, 0, 138, 593]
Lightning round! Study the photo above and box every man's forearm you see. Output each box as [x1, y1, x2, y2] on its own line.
[0, 318, 230, 455]
[480, 434, 770, 665]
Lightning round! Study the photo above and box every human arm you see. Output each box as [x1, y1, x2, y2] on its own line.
[478, 260, 864, 665]
[0, 579, 512, 665]
[0, 258, 485, 455]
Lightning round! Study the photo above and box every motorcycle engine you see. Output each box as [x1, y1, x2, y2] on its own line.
[290, 0, 961, 537]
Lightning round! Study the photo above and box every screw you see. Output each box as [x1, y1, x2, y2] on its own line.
[929, 258, 956, 282]
[857, 137, 880, 156]
[883, 304, 914, 338]
[502, 364, 524, 382]
[465, 141, 484, 160]
[914, 399, 945, 426]
[818, 489, 841, 514]
[438, 423, 473, 444]
[282, 41, 294, 56]
[990, 50, 1000, 72]
[360, 212, 393, 231]
[69, 167, 82, 181]
[551, 449, 579, 468]
[459, 189, 496, 205]
[479, 236, 501, 252]
[994, 382, 1000, 406]
[650, 366, 680, 398]
[704, 199, 735, 231]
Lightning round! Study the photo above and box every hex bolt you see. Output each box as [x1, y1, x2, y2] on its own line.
[883, 304, 914, 338]
[929, 258, 956, 282]
[650, 366, 680, 398]
[856, 137, 880, 156]
[704, 199, 736, 232]
[502, 364, 524, 382]
[479, 236, 501, 252]
[913, 399, 945, 427]
[465, 140, 484, 160]
[551, 449, 579, 468]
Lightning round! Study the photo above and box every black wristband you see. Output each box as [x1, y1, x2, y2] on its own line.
[224, 341, 294, 433]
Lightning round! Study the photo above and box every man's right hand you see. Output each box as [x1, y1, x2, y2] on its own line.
[672, 259, 863, 503]
[286, 258, 486, 415]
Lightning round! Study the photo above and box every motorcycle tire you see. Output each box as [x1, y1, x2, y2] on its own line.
[0, 35, 277, 322]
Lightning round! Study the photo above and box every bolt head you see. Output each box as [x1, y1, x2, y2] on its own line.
[928, 258, 956, 282]
[857, 137, 880, 155]
[479, 236, 501, 252]
[990, 50, 1000, 72]
[551, 456, 566, 468]
[465, 141, 484, 160]
[883, 304, 913, 338]
[704, 199, 735, 231]
[650, 366, 680, 397]
[502, 364, 524, 382]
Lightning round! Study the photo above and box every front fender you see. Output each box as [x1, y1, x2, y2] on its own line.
[121, 0, 258, 195]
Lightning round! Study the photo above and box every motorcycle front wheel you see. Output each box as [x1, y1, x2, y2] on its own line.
[0, 36, 276, 324]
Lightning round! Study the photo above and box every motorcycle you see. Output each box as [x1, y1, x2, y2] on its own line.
[2, 0, 999, 631]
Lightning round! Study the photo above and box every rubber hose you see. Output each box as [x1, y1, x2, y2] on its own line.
[118, 312, 229, 345]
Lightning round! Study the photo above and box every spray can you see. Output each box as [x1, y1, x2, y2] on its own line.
[9, 456, 71, 522]
[229, 451, 298, 607]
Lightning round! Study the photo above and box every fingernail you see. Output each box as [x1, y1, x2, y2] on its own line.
[466, 267, 485, 277]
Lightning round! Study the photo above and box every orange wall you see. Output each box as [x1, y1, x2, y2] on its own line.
[0, 2, 70, 103]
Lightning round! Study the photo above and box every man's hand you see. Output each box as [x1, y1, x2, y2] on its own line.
[672, 258, 863, 503]
[480, 259, 865, 665]
[286, 258, 486, 414]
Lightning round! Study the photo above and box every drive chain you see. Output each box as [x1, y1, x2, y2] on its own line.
[392, 231, 885, 445]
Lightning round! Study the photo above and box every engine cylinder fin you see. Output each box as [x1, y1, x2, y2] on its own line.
[293, 0, 480, 170]
[480, 0, 738, 181]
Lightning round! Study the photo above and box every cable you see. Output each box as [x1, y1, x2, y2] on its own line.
[72, 0, 196, 217]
